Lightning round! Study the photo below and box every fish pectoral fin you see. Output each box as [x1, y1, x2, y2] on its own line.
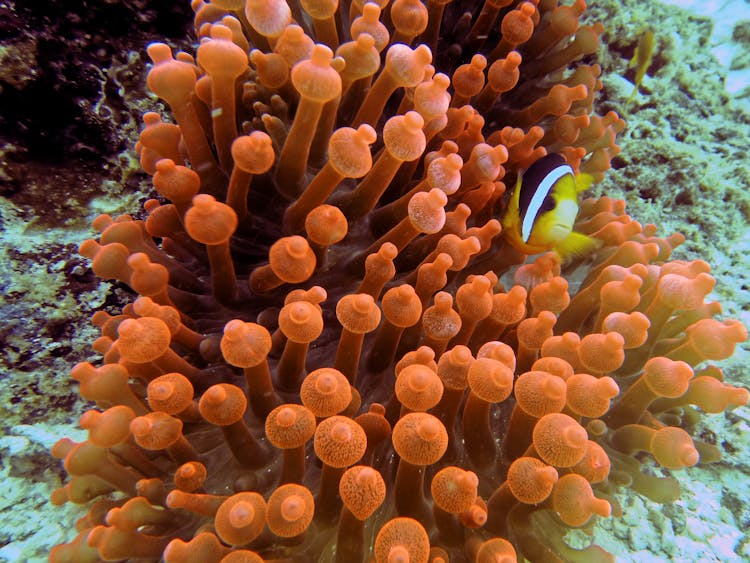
[555, 231, 601, 261]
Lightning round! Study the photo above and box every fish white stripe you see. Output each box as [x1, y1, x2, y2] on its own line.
[521, 164, 574, 242]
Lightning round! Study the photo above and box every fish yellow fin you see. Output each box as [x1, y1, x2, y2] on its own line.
[574, 172, 595, 193]
[554, 231, 601, 261]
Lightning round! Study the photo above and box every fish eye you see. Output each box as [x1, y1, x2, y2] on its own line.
[539, 195, 556, 214]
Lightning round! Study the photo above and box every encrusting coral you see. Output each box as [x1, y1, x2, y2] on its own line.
[49, 0, 749, 561]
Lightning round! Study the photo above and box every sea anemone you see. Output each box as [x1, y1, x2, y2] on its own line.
[49, 1, 748, 562]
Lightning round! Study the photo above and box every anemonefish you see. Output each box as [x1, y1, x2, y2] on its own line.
[502, 153, 600, 259]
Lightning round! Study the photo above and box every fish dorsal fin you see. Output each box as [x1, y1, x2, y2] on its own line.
[574, 172, 594, 194]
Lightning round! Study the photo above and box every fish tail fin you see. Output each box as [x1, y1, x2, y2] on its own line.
[555, 231, 601, 261]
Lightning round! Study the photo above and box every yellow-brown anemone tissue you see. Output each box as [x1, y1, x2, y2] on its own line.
[50, 1, 748, 562]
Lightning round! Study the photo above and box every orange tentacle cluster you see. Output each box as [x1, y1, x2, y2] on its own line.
[51, 1, 747, 562]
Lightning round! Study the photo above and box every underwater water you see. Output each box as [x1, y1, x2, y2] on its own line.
[0, 0, 749, 561]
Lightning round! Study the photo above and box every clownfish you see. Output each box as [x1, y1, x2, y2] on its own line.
[502, 153, 600, 260]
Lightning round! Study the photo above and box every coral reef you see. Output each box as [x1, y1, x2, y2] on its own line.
[1, 0, 748, 561]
